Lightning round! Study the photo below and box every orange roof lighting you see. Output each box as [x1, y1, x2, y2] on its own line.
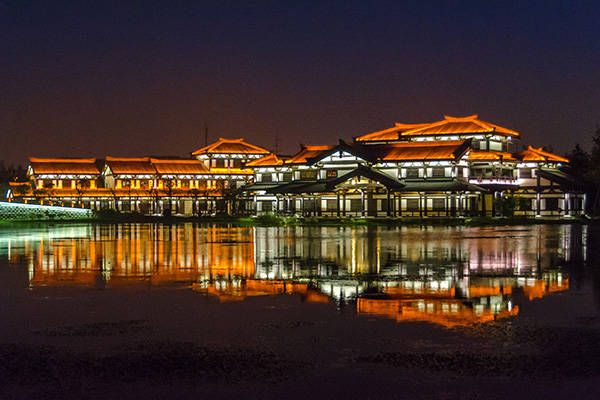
[284, 145, 335, 165]
[150, 158, 208, 174]
[516, 146, 569, 163]
[401, 115, 519, 137]
[105, 156, 155, 174]
[192, 138, 270, 155]
[356, 122, 431, 142]
[29, 157, 100, 175]
[468, 151, 517, 161]
[245, 153, 284, 167]
[382, 140, 469, 161]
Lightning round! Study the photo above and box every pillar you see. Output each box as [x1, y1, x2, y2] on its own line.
[337, 192, 341, 217]
[386, 190, 391, 217]
[361, 191, 365, 217]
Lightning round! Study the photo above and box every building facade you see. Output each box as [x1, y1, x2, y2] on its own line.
[7, 115, 585, 218]
[245, 115, 584, 218]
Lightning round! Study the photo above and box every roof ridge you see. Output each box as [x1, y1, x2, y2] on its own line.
[150, 158, 202, 163]
[106, 156, 151, 162]
[444, 114, 478, 121]
[30, 157, 96, 163]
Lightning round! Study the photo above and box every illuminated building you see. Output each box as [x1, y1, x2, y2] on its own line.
[8, 139, 265, 215]
[6, 116, 585, 218]
[246, 115, 585, 217]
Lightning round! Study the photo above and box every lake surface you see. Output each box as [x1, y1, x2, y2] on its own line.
[0, 223, 593, 328]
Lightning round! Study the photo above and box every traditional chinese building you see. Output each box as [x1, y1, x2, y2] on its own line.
[244, 115, 584, 217]
[7, 116, 585, 218]
[8, 138, 268, 215]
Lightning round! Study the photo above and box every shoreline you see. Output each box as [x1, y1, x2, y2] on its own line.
[0, 213, 593, 227]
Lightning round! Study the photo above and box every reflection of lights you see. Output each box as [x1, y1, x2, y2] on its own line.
[6, 224, 582, 327]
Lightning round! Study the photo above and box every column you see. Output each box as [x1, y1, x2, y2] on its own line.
[564, 193, 570, 217]
[386, 190, 391, 217]
[337, 192, 341, 217]
[445, 194, 449, 217]
[361, 191, 365, 217]
[480, 193, 486, 217]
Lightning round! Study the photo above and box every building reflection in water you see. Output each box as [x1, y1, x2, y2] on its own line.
[0, 223, 586, 328]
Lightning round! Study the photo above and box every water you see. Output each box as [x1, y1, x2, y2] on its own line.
[0, 223, 593, 328]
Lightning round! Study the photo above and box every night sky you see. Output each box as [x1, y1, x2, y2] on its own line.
[2, 1, 599, 165]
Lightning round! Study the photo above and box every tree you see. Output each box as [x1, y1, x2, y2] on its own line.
[588, 125, 600, 215]
[565, 143, 589, 179]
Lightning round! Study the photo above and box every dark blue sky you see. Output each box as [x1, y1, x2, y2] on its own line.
[1, 0, 599, 164]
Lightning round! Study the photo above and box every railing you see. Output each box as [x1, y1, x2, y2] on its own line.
[468, 176, 517, 185]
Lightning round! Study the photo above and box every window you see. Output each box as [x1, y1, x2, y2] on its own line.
[304, 199, 319, 212]
[545, 198, 559, 211]
[571, 197, 582, 211]
[282, 172, 293, 181]
[211, 159, 225, 168]
[520, 169, 532, 179]
[406, 199, 419, 211]
[432, 198, 445, 211]
[489, 141, 502, 151]
[380, 199, 388, 212]
[517, 198, 532, 211]
[406, 169, 419, 178]
[261, 201, 272, 212]
[300, 170, 317, 180]
[326, 170, 338, 179]
[261, 173, 272, 183]
[350, 199, 362, 212]
[432, 167, 445, 178]
[326, 199, 338, 211]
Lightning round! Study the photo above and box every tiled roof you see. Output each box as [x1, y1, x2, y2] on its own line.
[381, 140, 470, 161]
[515, 146, 569, 163]
[207, 168, 253, 175]
[29, 158, 100, 175]
[245, 153, 283, 167]
[468, 151, 517, 161]
[355, 123, 430, 142]
[284, 145, 335, 165]
[105, 156, 155, 174]
[401, 115, 519, 137]
[150, 158, 208, 174]
[192, 138, 270, 155]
